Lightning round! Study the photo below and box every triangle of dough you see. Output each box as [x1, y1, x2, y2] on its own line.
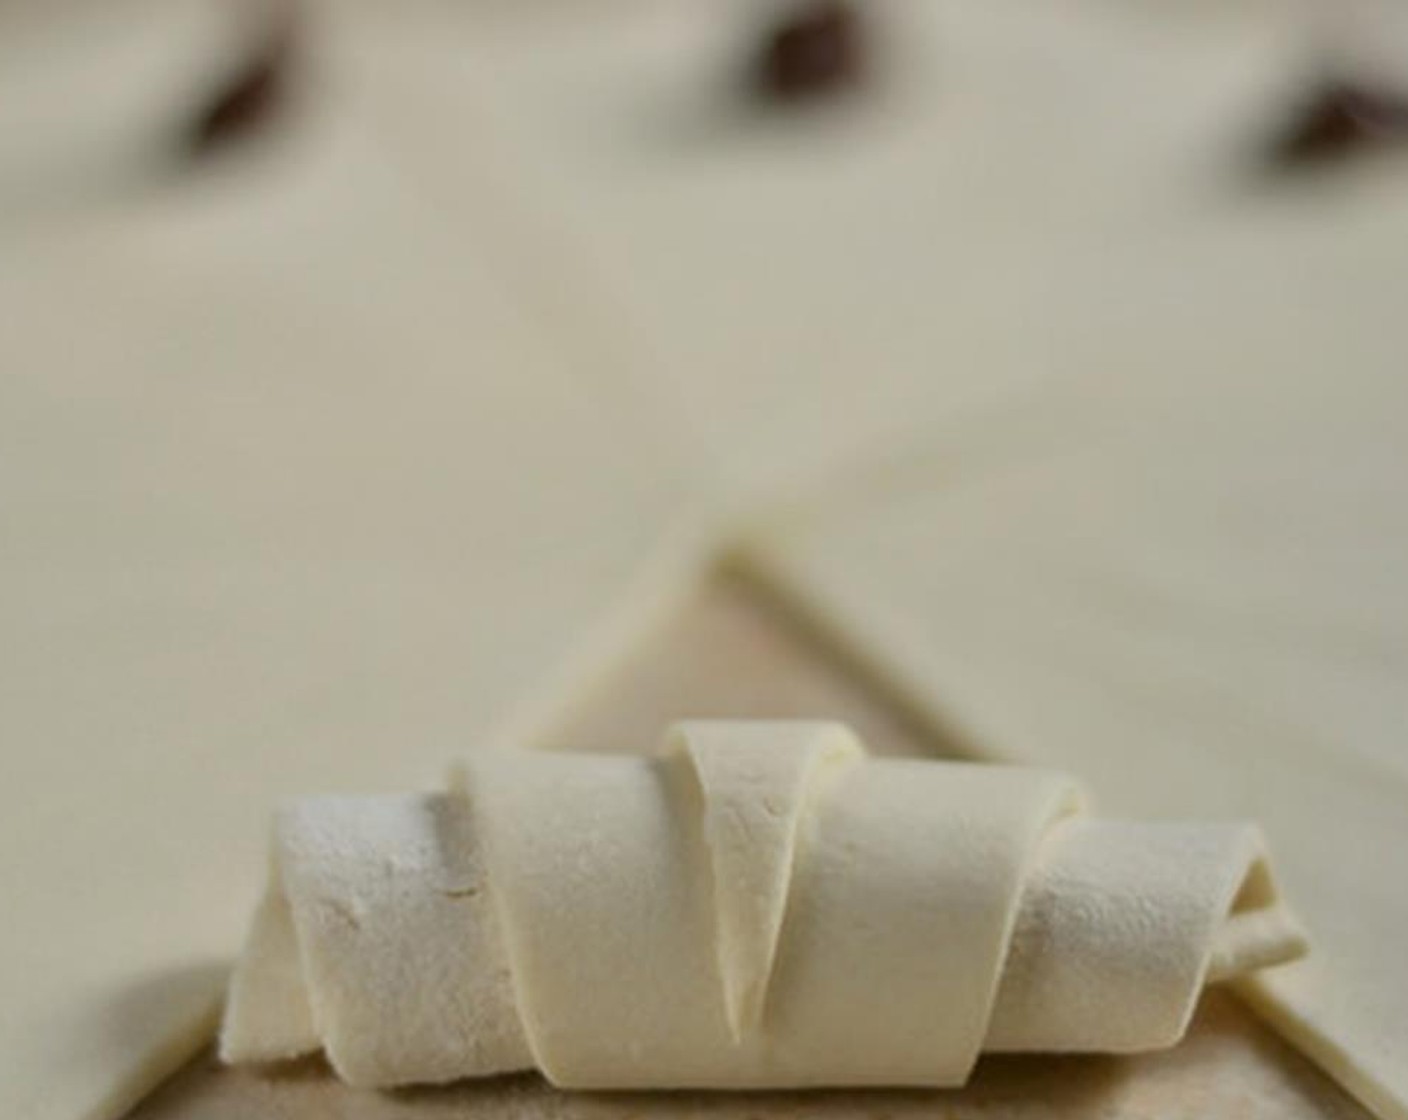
[219, 873, 318, 1064]
[666, 721, 863, 1040]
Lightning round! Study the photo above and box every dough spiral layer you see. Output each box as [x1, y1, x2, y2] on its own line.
[220, 721, 1305, 1089]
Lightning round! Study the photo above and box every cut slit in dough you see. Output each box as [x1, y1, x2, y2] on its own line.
[220, 721, 1306, 1090]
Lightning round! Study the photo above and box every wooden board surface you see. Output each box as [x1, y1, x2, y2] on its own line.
[127, 573, 1368, 1120]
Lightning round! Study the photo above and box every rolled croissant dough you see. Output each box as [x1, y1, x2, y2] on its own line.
[220, 723, 1304, 1089]
[0, 20, 700, 1120]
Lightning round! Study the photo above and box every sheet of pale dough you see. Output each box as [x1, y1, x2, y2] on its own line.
[748, 199, 1408, 1120]
[336, 3, 1408, 1113]
[130, 575, 1370, 1120]
[331, 0, 1309, 502]
[0, 8, 698, 1120]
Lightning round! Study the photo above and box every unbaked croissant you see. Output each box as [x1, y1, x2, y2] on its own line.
[220, 721, 1305, 1089]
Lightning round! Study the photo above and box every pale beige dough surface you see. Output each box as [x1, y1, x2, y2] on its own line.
[748, 208, 1408, 1119]
[333, 0, 1310, 500]
[126, 576, 1369, 1120]
[220, 722, 1303, 1089]
[326, 3, 1408, 1113]
[5, 1, 1404, 1118]
[0, 9, 699, 1120]
[0, 0, 238, 220]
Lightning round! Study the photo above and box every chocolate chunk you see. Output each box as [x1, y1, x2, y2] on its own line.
[1272, 80, 1408, 168]
[184, 15, 296, 156]
[756, 1, 864, 102]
